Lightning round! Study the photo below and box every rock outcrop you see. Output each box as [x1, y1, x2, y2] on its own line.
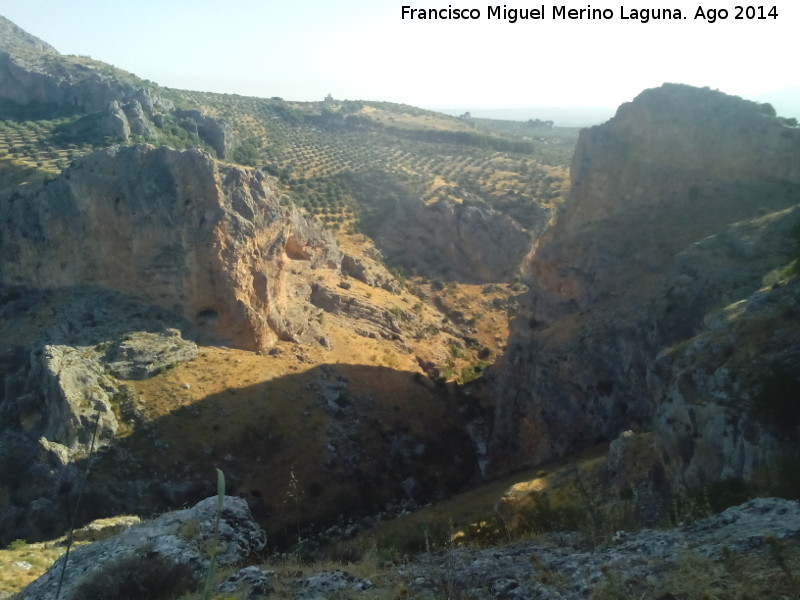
[0, 144, 341, 352]
[341, 253, 401, 293]
[376, 197, 534, 283]
[18, 495, 266, 600]
[401, 497, 800, 599]
[0, 287, 202, 545]
[0, 16, 58, 54]
[0, 17, 237, 156]
[19, 496, 800, 600]
[174, 108, 236, 159]
[488, 85, 800, 491]
[0, 43, 170, 116]
[650, 271, 800, 490]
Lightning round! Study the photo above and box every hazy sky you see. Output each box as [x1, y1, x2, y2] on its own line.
[2, 1, 797, 113]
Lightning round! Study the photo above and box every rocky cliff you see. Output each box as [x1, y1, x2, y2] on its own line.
[375, 196, 534, 283]
[488, 85, 800, 493]
[0, 144, 341, 352]
[18, 495, 267, 600]
[0, 144, 341, 542]
[0, 37, 169, 117]
[347, 169, 539, 283]
[0, 17, 236, 156]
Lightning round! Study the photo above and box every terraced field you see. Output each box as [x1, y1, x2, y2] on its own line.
[0, 117, 79, 174]
[0, 84, 578, 236]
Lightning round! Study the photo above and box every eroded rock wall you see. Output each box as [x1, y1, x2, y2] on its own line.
[488, 84, 800, 486]
[0, 145, 341, 352]
[375, 198, 534, 283]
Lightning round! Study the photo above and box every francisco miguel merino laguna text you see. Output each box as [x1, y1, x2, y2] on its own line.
[401, 4, 778, 23]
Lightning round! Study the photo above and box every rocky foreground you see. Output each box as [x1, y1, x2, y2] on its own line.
[403, 497, 800, 599]
[13, 496, 800, 599]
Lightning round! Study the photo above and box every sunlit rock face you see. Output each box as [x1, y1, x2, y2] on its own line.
[0, 145, 341, 351]
[488, 84, 800, 483]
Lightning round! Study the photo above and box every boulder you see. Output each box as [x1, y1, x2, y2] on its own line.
[18, 495, 266, 600]
[294, 570, 373, 600]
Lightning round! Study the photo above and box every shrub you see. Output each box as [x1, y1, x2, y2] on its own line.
[770, 455, 800, 499]
[376, 521, 449, 558]
[68, 553, 199, 600]
[688, 478, 755, 514]
[752, 365, 800, 440]
[517, 493, 586, 535]
[447, 343, 463, 359]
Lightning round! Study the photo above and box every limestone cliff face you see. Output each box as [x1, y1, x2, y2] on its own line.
[649, 253, 800, 489]
[488, 84, 800, 486]
[376, 197, 533, 283]
[0, 145, 341, 351]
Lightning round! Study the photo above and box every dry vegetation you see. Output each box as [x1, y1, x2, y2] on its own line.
[5, 444, 799, 599]
[0, 541, 66, 596]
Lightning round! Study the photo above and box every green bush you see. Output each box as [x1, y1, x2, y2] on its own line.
[231, 137, 261, 166]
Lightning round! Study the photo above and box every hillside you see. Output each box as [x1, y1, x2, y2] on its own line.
[0, 14, 573, 554]
[1, 15, 800, 600]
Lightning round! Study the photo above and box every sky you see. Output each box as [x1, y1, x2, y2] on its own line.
[1, 1, 798, 118]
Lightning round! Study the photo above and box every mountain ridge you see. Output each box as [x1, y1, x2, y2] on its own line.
[0, 15, 58, 54]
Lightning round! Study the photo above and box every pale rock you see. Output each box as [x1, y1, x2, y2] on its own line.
[216, 566, 274, 599]
[123, 99, 158, 138]
[174, 108, 235, 159]
[341, 253, 399, 292]
[99, 101, 132, 141]
[71, 515, 142, 542]
[18, 495, 266, 600]
[103, 329, 198, 380]
[295, 570, 373, 600]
